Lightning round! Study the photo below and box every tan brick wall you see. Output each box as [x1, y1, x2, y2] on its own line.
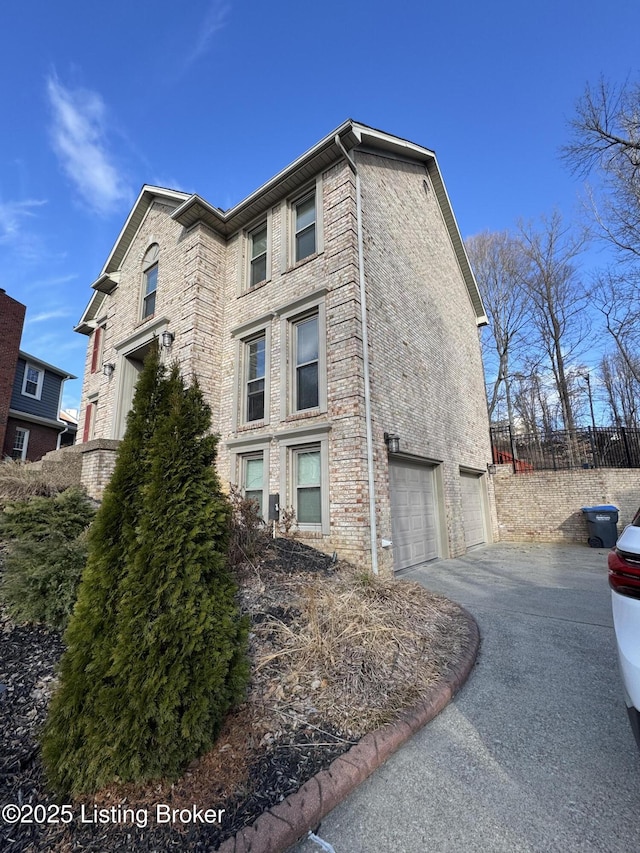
[357, 151, 497, 566]
[75, 152, 494, 570]
[216, 161, 371, 566]
[79, 440, 120, 499]
[494, 465, 640, 543]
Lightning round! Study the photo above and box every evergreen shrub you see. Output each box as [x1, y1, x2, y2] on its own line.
[42, 347, 249, 795]
[0, 488, 95, 629]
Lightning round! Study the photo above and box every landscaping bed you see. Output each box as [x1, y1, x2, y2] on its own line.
[1, 538, 472, 852]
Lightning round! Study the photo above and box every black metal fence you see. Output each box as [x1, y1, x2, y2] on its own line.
[491, 425, 640, 473]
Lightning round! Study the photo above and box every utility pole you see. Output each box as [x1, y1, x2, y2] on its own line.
[581, 372, 598, 467]
[582, 372, 597, 433]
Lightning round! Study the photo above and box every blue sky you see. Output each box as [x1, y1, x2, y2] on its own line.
[1, 0, 637, 413]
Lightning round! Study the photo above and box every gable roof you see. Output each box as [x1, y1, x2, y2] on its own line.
[76, 121, 486, 334]
[19, 350, 76, 380]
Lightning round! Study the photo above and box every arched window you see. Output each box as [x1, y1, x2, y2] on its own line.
[142, 244, 159, 319]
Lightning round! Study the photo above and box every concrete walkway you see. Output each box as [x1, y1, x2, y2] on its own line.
[292, 543, 640, 853]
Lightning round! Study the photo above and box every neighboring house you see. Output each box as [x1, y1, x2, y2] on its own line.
[75, 120, 495, 573]
[0, 289, 77, 462]
[58, 410, 79, 448]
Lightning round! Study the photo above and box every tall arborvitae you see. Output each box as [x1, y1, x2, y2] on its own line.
[42, 342, 167, 794]
[42, 354, 248, 795]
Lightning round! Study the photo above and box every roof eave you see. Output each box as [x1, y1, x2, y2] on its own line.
[424, 157, 487, 323]
[75, 291, 107, 336]
[18, 351, 76, 380]
[102, 186, 190, 275]
[172, 119, 359, 235]
[91, 272, 119, 294]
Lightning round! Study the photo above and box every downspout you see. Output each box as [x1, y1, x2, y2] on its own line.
[334, 135, 379, 575]
[56, 423, 69, 450]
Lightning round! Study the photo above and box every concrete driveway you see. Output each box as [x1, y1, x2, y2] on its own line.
[292, 543, 640, 853]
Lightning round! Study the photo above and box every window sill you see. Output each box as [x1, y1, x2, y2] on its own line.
[136, 313, 156, 328]
[284, 251, 322, 275]
[240, 278, 271, 298]
[294, 528, 324, 539]
[284, 408, 326, 423]
[236, 421, 269, 433]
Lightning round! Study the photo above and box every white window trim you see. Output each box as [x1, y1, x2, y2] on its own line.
[13, 427, 30, 461]
[282, 175, 324, 272]
[278, 431, 330, 535]
[229, 441, 271, 522]
[278, 293, 327, 420]
[21, 363, 44, 400]
[240, 211, 272, 293]
[232, 319, 272, 431]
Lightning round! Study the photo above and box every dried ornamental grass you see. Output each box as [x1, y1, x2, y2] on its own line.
[0, 460, 79, 508]
[248, 561, 469, 733]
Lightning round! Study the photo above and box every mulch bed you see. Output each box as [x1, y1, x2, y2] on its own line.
[0, 540, 352, 852]
[1, 536, 471, 852]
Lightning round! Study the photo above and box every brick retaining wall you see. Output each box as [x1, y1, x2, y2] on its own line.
[493, 465, 640, 544]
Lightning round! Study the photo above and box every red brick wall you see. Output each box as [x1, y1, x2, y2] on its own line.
[0, 290, 26, 453]
[2, 417, 61, 462]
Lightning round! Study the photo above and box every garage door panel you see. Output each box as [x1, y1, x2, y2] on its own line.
[390, 460, 439, 571]
[460, 472, 485, 549]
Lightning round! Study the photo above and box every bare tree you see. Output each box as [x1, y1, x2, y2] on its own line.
[600, 350, 640, 428]
[592, 268, 640, 384]
[465, 231, 531, 424]
[564, 78, 640, 389]
[517, 212, 590, 435]
[563, 77, 640, 261]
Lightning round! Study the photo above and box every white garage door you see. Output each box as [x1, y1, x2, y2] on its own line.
[389, 460, 439, 572]
[460, 471, 485, 549]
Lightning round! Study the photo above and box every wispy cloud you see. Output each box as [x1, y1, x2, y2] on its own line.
[23, 273, 77, 293]
[26, 308, 74, 324]
[47, 74, 131, 216]
[0, 199, 47, 245]
[185, 1, 229, 68]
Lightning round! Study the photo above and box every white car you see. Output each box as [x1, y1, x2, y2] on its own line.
[608, 516, 640, 747]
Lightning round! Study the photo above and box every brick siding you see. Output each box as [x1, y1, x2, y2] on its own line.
[493, 465, 640, 543]
[3, 417, 60, 462]
[75, 138, 495, 570]
[0, 290, 26, 453]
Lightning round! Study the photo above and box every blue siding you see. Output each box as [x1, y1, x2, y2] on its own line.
[11, 359, 62, 421]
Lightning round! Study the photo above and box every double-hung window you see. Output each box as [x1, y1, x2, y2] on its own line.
[245, 335, 266, 422]
[249, 222, 268, 287]
[12, 427, 29, 461]
[294, 192, 316, 262]
[278, 428, 330, 534]
[277, 291, 326, 419]
[22, 364, 43, 399]
[243, 453, 265, 515]
[284, 177, 323, 269]
[294, 314, 319, 411]
[294, 446, 321, 525]
[142, 244, 159, 319]
[232, 317, 272, 429]
[228, 440, 270, 521]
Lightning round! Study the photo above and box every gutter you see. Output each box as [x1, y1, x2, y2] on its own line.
[334, 135, 379, 575]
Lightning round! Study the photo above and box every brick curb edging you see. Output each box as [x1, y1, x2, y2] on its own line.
[218, 605, 480, 853]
